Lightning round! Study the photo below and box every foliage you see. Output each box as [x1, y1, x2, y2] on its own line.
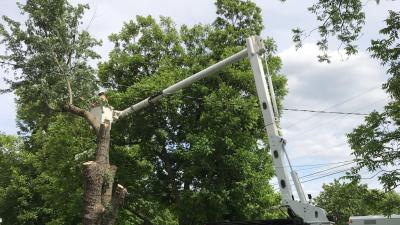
[0, 117, 95, 225]
[369, 10, 400, 100]
[211, 0, 263, 53]
[306, 0, 365, 62]
[315, 180, 400, 225]
[99, 0, 286, 224]
[0, 132, 20, 152]
[347, 10, 400, 191]
[0, 0, 100, 133]
[289, 0, 395, 62]
[0, 0, 101, 224]
[287, 1, 398, 65]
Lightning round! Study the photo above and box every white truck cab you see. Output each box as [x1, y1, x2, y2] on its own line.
[349, 215, 400, 225]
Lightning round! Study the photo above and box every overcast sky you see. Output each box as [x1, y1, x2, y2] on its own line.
[1, 0, 399, 197]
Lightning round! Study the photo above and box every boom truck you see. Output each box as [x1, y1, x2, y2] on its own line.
[94, 36, 334, 225]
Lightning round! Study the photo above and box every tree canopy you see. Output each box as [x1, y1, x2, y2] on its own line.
[315, 180, 400, 225]
[99, 0, 287, 223]
[346, 10, 400, 191]
[0, 0, 100, 133]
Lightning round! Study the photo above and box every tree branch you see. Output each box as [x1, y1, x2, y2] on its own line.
[63, 104, 100, 133]
[51, 50, 75, 106]
[0, 61, 17, 66]
[67, 79, 73, 105]
[101, 184, 128, 225]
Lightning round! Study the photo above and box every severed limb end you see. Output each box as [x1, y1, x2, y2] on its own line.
[115, 184, 128, 205]
[101, 184, 128, 225]
[112, 110, 121, 121]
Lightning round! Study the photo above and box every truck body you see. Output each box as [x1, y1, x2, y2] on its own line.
[349, 215, 400, 225]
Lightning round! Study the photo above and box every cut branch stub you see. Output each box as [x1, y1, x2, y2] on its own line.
[101, 184, 128, 225]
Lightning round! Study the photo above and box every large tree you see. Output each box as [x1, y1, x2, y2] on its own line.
[99, 0, 286, 224]
[315, 180, 400, 225]
[0, 1, 127, 224]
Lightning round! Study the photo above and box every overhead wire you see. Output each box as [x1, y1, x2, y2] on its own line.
[275, 160, 353, 168]
[299, 161, 355, 179]
[271, 160, 354, 186]
[285, 97, 385, 141]
[301, 168, 352, 183]
[294, 161, 353, 172]
[272, 167, 353, 187]
[283, 84, 381, 129]
[283, 108, 369, 116]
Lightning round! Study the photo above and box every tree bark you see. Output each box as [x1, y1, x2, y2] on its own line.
[83, 123, 127, 225]
[83, 161, 105, 224]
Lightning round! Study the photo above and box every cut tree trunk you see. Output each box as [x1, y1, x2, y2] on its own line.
[83, 123, 127, 225]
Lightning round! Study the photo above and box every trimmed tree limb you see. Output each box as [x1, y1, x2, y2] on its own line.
[101, 184, 128, 225]
[63, 104, 100, 133]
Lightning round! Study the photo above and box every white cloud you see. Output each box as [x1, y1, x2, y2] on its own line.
[279, 44, 388, 160]
[277, 43, 391, 194]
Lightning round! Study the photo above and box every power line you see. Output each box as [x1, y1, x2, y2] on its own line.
[301, 168, 351, 183]
[292, 160, 354, 167]
[299, 161, 354, 179]
[271, 161, 354, 186]
[284, 84, 381, 129]
[285, 97, 385, 140]
[360, 170, 383, 180]
[275, 160, 353, 168]
[274, 160, 354, 172]
[283, 108, 369, 116]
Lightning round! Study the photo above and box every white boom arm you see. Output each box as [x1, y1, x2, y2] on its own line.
[246, 36, 331, 224]
[117, 49, 248, 119]
[115, 36, 332, 225]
